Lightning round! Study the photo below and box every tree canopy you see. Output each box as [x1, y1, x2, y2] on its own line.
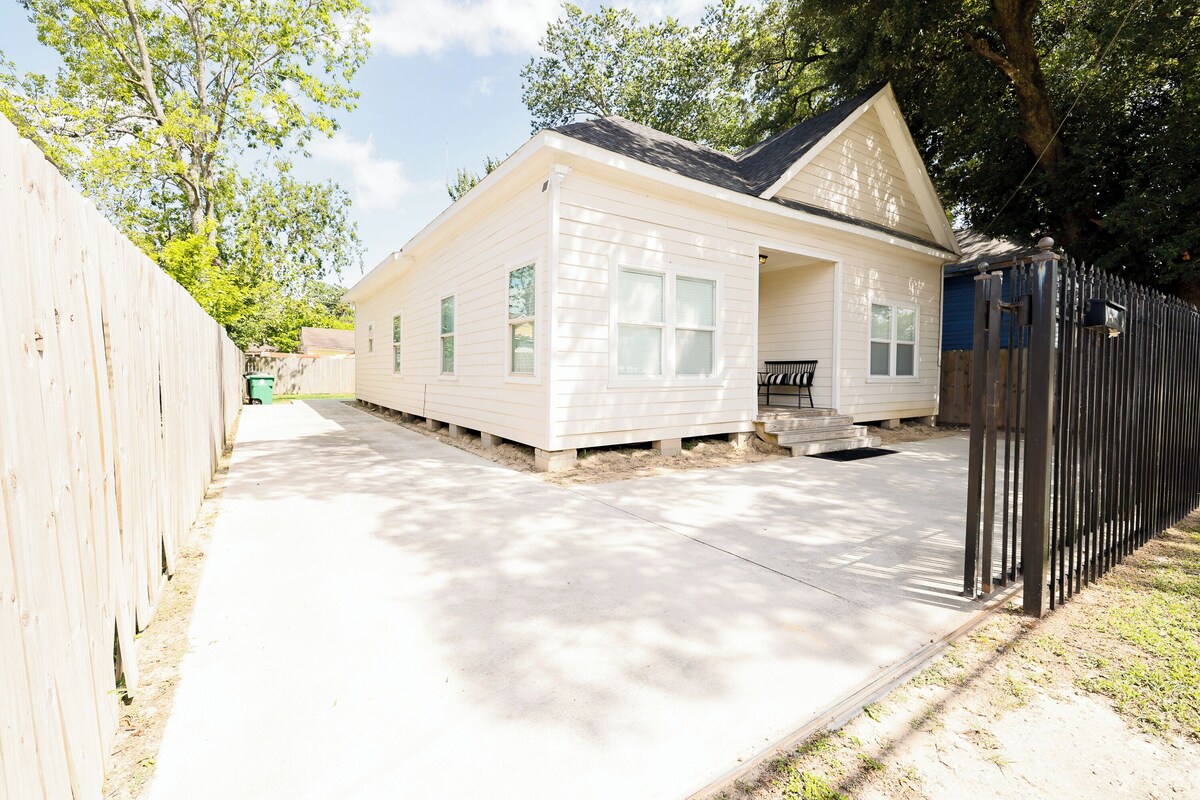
[521, 1, 753, 151]
[2, 0, 371, 350]
[523, 0, 1200, 297]
[447, 154, 503, 201]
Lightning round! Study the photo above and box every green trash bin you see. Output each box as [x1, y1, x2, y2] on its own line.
[245, 372, 275, 405]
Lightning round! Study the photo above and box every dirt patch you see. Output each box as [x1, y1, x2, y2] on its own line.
[712, 510, 1200, 800]
[353, 401, 791, 485]
[548, 436, 790, 486]
[102, 423, 239, 800]
[870, 420, 967, 446]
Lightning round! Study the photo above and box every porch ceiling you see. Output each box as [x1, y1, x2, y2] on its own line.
[758, 246, 832, 273]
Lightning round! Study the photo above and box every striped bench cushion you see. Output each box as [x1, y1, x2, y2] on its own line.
[758, 371, 812, 387]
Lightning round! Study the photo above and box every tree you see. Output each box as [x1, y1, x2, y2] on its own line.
[740, 0, 1200, 291]
[2, 0, 371, 346]
[447, 154, 503, 201]
[521, 2, 753, 150]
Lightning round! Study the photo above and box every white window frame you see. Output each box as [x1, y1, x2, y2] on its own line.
[439, 293, 457, 378]
[390, 311, 403, 376]
[504, 258, 540, 383]
[608, 256, 723, 387]
[867, 299, 919, 381]
[366, 321, 375, 354]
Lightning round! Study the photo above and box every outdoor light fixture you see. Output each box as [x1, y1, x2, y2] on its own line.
[1085, 298, 1126, 337]
[759, 254, 768, 265]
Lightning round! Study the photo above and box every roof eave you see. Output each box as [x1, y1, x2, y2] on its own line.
[343, 131, 554, 303]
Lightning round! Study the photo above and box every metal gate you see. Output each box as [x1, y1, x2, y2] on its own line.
[963, 238, 1200, 616]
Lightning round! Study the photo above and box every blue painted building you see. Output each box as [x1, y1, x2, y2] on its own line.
[942, 229, 1039, 351]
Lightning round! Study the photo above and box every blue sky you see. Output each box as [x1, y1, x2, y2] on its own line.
[0, 0, 710, 286]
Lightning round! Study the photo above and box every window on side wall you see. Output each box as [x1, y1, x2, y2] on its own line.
[391, 313, 402, 374]
[869, 302, 918, 378]
[440, 296, 455, 374]
[507, 263, 535, 375]
[367, 321, 375, 354]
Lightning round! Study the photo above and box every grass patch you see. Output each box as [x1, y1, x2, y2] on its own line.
[776, 770, 848, 800]
[1077, 528, 1200, 739]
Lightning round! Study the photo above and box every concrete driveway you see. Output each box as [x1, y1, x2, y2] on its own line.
[149, 401, 980, 800]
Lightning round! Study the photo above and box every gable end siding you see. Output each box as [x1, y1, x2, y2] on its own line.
[773, 107, 934, 243]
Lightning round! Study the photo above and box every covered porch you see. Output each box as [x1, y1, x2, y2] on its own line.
[756, 245, 840, 412]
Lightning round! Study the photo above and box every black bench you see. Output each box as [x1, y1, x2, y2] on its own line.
[758, 360, 817, 407]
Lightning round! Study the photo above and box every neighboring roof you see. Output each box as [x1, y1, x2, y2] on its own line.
[299, 327, 354, 352]
[944, 228, 1041, 276]
[553, 86, 885, 199]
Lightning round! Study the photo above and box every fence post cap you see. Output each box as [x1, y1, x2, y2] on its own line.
[1037, 237, 1055, 251]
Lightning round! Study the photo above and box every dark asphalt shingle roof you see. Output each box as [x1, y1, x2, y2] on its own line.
[553, 86, 886, 196]
[551, 85, 951, 252]
[734, 85, 886, 194]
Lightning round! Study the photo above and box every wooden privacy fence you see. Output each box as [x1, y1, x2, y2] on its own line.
[1, 117, 244, 798]
[245, 353, 355, 395]
[939, 350, 1027, 426]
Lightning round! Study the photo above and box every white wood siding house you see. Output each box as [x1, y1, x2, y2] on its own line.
[345, 84, 960, 470]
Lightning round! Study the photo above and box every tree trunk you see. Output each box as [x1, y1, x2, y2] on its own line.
[966, 0, 1086, 243]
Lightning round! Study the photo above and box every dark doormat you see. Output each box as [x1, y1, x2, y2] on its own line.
[807, 447, 899, 462]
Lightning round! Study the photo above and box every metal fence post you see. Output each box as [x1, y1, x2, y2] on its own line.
[963, 270, 991, 597]
[1022, 238, 1059, 616]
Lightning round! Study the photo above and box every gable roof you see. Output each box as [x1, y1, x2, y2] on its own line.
[299, 327, 354, 352]
[345, 84, 958, 303]
[553, 84, 953, 252]
[553, 86, 884, 199]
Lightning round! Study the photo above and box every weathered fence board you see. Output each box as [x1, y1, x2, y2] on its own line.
[1, 116, 244, 798]
[245, 353, 354, 396]
[939, 349, 1027, 426]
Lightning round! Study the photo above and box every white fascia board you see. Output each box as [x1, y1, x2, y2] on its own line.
[757, 85, 887, 201]
[542, 133, 956, 260]
[343, 131, 553, 302]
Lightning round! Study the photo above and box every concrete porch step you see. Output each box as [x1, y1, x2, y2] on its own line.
[789, 435, 883, 457]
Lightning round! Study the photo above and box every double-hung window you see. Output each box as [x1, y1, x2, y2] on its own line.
[675, 276, 716, 376]
[507, 263, 535, 375]
[367, 322, 375, 354]
[869, 302, 917, 378]
[440, 296, 455, 374]
[616, 267, 718, 379]
[617, 268, 666, 377]
[391, 313, 402, 374]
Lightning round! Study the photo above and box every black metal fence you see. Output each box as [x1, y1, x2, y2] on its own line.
[964, 239, 1200, 615]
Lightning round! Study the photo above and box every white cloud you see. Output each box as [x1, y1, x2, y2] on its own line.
[371, 0, 559, 57]
[470, 75, 496, 97]
[310, 133, 435, 213]
[370, 0, 719, 59]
